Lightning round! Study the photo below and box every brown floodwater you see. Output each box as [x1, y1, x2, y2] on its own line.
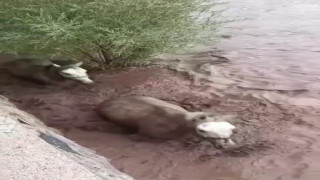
[1, 0, 320, 180]
[157, 0, 320, 179]
[162, 0, 320, 107]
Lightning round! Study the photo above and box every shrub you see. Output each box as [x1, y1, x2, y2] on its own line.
[0, 0, 224, 68]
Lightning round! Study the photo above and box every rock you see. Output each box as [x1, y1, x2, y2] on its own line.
[0, 97, 134, 180]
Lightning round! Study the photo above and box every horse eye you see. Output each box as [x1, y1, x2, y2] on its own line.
[198, 129, 206, 133]
[199, 115, 206, 120]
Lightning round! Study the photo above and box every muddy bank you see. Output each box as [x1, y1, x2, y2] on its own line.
[0, 96, 134, 180]
[2, 0, 320, 179]
[1, 67, 317, 180]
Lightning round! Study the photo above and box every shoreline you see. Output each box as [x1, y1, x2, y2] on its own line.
[1, 66, 313, 180]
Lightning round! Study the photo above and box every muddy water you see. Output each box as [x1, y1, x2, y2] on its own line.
[162, 0, 320, 107]
[1, 1, 320, 180]
[158, 0, 320, 179]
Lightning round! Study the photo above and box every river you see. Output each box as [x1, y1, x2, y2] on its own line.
[162, 0, 320, 107]
[1, 0, 320, 180]
[158, 0, 320, 179]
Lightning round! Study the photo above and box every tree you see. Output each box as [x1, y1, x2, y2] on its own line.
[0, 0, 224, 68]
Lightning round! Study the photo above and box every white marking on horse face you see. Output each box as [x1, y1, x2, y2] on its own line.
[196, 121, 236, 139]
[52, 63, 61, 67]
[59, 67, 93, 84]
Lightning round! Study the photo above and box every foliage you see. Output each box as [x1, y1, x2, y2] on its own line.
[0, 0, 224, 68]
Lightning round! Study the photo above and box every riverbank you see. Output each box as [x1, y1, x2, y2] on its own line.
[1, 67, 316, 180]
[0, 95, 134, 180]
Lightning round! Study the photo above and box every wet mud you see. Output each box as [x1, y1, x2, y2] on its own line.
[0, 67, 316, 180]
[1, 0, 320, 179]
[151, 0, 320, 179]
